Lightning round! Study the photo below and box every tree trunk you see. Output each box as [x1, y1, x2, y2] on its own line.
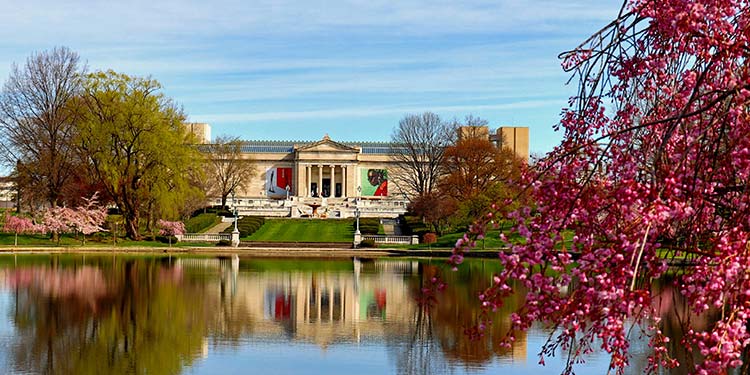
[124, 210, 141, 240]
[221, 194, 228, 209]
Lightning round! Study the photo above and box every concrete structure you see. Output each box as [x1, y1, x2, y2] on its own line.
[0, 177, 16, 209]
[495, 126, 530, 160]
[184, 122, 212, 144]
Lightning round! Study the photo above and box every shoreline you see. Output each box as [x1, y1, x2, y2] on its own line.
[0, 245, 503, 258]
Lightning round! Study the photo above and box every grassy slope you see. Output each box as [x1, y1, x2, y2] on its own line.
[247, 219, 354, 243]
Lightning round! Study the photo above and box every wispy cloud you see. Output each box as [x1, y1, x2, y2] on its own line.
[0, 0, 624, 154]
[192, 99, 562, 122]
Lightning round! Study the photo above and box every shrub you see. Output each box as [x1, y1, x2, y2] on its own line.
[217, 239, 231, 247]
[423, 232, 438, 248]
[402, 215, 430, 238]
[155, 235, 178, 244]
[359, 239, 376, 248]
[222, 216, 266, 237]
[357, 218, 380, 235]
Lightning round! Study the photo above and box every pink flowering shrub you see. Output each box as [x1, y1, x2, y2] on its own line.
[158, 220, 185, 236]
[3, 213, 37, 246]
[452, 1, 750, 374]
[158, 220, 185, 246]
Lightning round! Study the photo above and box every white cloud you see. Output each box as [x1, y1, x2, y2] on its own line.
[191, 99, 563, 122]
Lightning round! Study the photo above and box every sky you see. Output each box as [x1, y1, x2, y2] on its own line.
[0, 0, 623, 155]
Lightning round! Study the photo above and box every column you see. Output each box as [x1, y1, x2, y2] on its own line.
[342, 165, 347, 198]
[318, 165, 323, 197]
[330, 165, 335, 197]
[306, 165, 312, 197]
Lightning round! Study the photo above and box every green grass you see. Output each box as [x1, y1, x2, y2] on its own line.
[246, 219, 354, 242]
[0, 232, 215, 248]
[184, 213, 221, 233]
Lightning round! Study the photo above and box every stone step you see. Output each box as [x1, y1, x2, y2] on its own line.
[205, 221, 233, 233]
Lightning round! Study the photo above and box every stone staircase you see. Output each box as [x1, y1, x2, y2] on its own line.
[206, 221, 233, 233]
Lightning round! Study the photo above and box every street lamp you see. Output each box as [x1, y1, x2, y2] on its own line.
[232, 189, 238, 233]
[355, 185, 361, 235]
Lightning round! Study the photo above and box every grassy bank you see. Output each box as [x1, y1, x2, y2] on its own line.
[247, 218, 354, 242]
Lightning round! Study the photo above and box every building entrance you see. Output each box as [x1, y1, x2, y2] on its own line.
[322, 178, 331, 197]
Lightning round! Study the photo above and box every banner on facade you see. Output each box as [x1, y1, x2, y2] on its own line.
[360, 169, 388, 196]
[266, 167, 293, 197]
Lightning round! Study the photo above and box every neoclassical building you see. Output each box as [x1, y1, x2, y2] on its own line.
[187, 123, 529, 219]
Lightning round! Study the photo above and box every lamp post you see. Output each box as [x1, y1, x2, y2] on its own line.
[353, 196, 361, 247]
[231, 189, 239, 247]
[355, 186, 361, 235]
[232, 189, 238, 232]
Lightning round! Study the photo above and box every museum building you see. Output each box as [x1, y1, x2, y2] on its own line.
[187, 123, 528, 219]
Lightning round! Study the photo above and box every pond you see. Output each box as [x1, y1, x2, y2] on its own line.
[0, 254, 702, 374]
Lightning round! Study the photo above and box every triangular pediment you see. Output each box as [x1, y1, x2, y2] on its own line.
[296, 135, 359, 153]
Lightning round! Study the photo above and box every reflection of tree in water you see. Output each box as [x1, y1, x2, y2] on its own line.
[387, 261, 528, 375]
[6, 257, 214, 375]
[387, 263, 447, 375]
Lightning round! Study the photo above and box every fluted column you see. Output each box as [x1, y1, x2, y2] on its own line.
[342, 165, 347, 197]
[306, 165, 311, 197]
[318, 165, 323, 197]
[330, 165, 335, 197]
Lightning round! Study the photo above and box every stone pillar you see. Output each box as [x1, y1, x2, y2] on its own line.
[306, 165, 311, 197]
[330, 165, 335, 197]
[342, 165, 347, 198]
[318, 165, 323, 197]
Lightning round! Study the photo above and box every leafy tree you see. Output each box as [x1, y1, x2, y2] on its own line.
[202, 135, 255, 208]
[452, 0, 750, 373]
[77, 71, 199, 240]
[440, 136, 522, 201]
[391, 112, 453, 198]
[408, 191, 457, 235]
[0, 47, 84, 209]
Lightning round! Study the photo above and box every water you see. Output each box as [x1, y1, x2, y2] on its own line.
[0, 254, 672, 374]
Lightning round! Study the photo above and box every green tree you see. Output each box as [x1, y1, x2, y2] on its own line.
[77, 71, 199, 240]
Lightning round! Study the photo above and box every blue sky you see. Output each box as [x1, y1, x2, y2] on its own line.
[0, 0, 622, 155]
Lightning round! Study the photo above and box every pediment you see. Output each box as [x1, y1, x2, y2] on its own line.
[296, 135, 359, 153]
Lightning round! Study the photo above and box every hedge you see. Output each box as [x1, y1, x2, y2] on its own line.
[356, 218, 380, 235]
[222, 216, 266, 238]
[401, 215, 430, 238]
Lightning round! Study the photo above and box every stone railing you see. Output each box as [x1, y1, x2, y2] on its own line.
[176, 233, 232, 242]
[362, 234, 419, 245]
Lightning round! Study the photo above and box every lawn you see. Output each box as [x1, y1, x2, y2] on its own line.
[246, 218, 354, 243]
[0, 233, 215, 248]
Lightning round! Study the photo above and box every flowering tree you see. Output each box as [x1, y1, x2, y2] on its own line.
[158, 220, 185, 247]
[452, 1, 750, 374]
[42, 193, 107, 244]
[3, 213, 36, 246]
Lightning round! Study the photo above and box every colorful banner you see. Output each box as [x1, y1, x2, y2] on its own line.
[266, 167, 293, 197]
[360, 169, 388, 196]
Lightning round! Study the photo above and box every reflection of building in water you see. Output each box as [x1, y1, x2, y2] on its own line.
[179, 258, 419, 349]
[178, 257, 529, 365]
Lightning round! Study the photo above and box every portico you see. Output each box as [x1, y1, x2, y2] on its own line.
[294, 135, 360, 199]
[298, 164, 353, 198]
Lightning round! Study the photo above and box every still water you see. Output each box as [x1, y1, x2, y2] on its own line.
[0, 254, 686, 374]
